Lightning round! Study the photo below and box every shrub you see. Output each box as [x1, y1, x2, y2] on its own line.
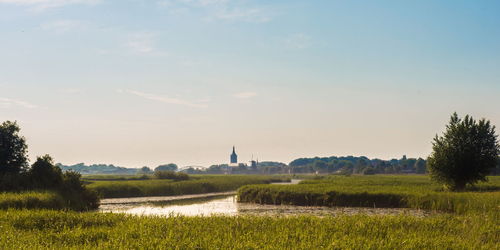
[362, 167, 376, 175]
[154, 170, 189, 181]
[60, 171, 99, 210]
[29, 155, 63, 189]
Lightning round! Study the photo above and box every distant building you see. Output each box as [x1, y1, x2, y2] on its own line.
[230, 146, 238, 164]
[250, 160, 257, 169]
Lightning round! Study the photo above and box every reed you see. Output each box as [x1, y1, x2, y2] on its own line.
[0, 209, 497, 249]
[88, 175, 290, 198]
[238, 175, 500, 214]
[0, 191, 65, 210]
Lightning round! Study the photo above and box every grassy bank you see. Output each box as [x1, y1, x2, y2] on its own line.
[0, 191, 65, 210]
[88, 175, 290, 198]
[0, 209, 497, 249]
[238, 175, 500, 213]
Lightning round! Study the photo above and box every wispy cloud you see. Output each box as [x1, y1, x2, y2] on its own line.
[285, 33, 312, 49]
[214, 7, 271, 23]
[0, 0, 101, 11]
[121, 89, 208, 108]
[0, 97, 37, 109]
[125, 32, 163, 55]
[158, 0, 273, 23]
[232, 92, 257, 99]
[40, 20, 86, 33]
[158, 0, 228, 7]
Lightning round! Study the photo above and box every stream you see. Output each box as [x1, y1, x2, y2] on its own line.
[99, 179, 431, 217]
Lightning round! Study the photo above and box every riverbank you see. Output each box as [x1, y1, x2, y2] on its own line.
[100, 194, 435, 217]
[238, 175, 500, 214]
[88, 175, 290, 198]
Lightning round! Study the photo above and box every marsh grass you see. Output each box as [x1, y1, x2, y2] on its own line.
[88, 175, 290, 198]
[238, 175, 500, 214]
[0, 209, 497, 249]
[0, 191, 65, 210]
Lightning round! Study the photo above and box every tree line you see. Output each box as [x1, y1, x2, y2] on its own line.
[0, 121, 98, 210]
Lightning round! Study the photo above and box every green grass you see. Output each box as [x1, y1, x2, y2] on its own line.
[82, 174, 152, 181]
[0, 209, 497, 249]
[238, 175, 500, 214]
[88, 175, 290, 198]
[0, 191, 65, 210]
[1, 175, 498, 249]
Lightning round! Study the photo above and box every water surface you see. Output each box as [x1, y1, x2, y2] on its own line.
[100, 193, 431, 217]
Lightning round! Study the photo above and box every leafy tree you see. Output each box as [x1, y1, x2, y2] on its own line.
[312, 160, 328, 173]
[427, 113, 500, 190]
[155, 163, 178, 172]
[362, 167, 376, 175]
[0, 121, 28, 175]
[60, 170, 99, 210]
[138, 166, 152, 174]
[29, 155, 63, 189]
[414, 158, 426, 174]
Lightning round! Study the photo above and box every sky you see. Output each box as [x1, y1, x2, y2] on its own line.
[1, 0, 499, 168]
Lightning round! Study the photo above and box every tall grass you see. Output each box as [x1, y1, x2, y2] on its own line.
[238, 175, 500, 214]
[88, 175, 290, 198]
[0, 191, 65, 210]
[0, 209, 497, 249]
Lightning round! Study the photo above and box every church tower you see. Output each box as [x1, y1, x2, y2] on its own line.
[230, 146, 238, 164]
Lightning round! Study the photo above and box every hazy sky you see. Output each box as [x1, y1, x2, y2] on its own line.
[1, 0, 499, 168]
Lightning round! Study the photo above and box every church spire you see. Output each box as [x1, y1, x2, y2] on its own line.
[230, 146, 238, 164]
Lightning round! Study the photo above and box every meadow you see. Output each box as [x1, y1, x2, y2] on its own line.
[238, 175, 500, 214]
[0, 175, 289, 210]
[0, 175, 498, 249]
[0, 209, 498, 249]
[87, 175, 290, 198]
[0, 191, 65, 210]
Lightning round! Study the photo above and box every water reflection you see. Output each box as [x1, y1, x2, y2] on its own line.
[100, 194, 432, 217]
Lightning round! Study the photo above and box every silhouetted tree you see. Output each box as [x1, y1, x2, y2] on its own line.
[414, 158, 426, 174]
[362, 167, 376, 175]
[427, 113, 500, 190]
[138, 166, 152, 174]
[0, 121, 28, 175]
[29, 155, 63, 189]
[155, 163, 178, 172]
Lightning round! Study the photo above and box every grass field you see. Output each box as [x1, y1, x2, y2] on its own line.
[0, 191, 65, 210]
[0, 175, 498, 249]
[238, 175, 500, 214]
[0, 209, 497, 249]
[87, 175, 290, 198]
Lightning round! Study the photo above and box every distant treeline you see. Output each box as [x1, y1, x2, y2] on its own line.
[57, 163, 138, 175]
[287, 155, 499, 175]
[182, 156, 427, 175]
[182, 161, 288, 175]
[57, 163, 179, 175]
[288, 155, 427, 175]
[58, 156, 500, 176]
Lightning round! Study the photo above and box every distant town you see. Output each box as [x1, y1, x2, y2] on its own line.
[56, 146, 456, 175]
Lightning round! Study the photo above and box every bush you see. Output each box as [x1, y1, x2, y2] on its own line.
[29, 155, 63, 189]
[60, 171, 99, 210]
[154, 170, 189, 181]
[362, 167, 376, 175]
[0, 173, 30, 192]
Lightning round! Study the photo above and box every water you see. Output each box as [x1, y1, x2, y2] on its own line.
[99, 179, 431, 217]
